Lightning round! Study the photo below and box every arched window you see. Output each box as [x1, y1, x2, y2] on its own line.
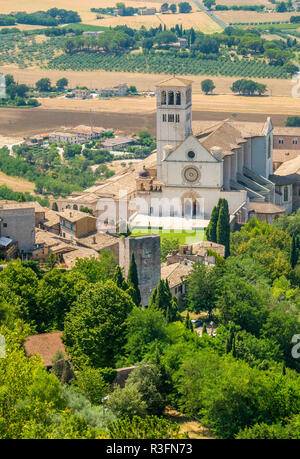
[168, 91, 174, 105]
[184, 199, 192, 218]
[161, 90, 166, 105]
[176, 91, 181, 105]
[284, 186, 289, 202]
[73, 205, 78, 210]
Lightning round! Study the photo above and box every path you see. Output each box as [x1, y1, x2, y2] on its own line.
[191, 0, 227, 29]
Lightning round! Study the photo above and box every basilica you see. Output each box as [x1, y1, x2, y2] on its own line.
[55, 76, 291, 230]
[132, 76, 288, 228]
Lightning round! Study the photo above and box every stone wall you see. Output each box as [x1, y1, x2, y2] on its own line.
[119, 235, 161, 306]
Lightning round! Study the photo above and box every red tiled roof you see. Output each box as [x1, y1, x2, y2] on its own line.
[24, 331, 66, 367]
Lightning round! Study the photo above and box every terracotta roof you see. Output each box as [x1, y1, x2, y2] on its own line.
[24, 331, 66, 367]
[42, 209, 60, 227]
[274, 155, 300, 176]
[63, 247, 99, 268]
[0, 201, 45, 212]
[161, 262, 192, 289]
[249, 202, 286, 214]
[56, 153, 157, 205]
[191, 240, 225, 257]
[58, 209, 97, 223]
[76, 231, 118, 251]
[156, 76, 193, 87]
[199, 120, 245, 153]
[273, 149, 300, 164]
[274, 127, 300, 136]
[35, 228, 61, 248]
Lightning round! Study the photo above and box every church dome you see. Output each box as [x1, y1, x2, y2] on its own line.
[139, 166, 150, 178]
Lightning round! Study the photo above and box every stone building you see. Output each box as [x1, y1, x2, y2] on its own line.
[119, 235, 161, 306]
[0, 203, 35, 253]
[58, 209, 97, 241]
[55, 76, 298, 229]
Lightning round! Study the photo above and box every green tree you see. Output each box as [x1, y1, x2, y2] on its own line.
[206, 203, 219, 243]
[36, 78, 51, 92]
[56, 77, 68, 90]
[125, 306, 168, 363]
[217, 200, 230, 257]
[106, 384, 147, 418]
[72, 366, 110, 405]
[290, 235, 298, 268]
[126, 363, 165, 415]
[201, 79, 215, 95]
[127, 253, 141, 306]
[63, 280, 134, 368]
[187, 261, 218, 318]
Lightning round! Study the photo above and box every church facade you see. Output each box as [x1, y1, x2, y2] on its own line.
[54, 76, 289, 230]
[133, 76, 286, 227]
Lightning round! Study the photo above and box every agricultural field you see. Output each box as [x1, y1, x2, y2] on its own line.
[215, 11, 299, 25]
[0, 171, 36, 193]
[215, 0, 273, 5]
[0, 67, 295, 97]
[38, 92, 300, 117]
[47, 52, 292, 79]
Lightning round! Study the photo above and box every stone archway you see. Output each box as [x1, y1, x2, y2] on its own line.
[181, 191, 201, 218]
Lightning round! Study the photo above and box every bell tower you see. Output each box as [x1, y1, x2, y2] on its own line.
[156, 77, 193, 180]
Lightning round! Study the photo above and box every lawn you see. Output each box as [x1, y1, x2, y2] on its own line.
[130, 228, 205, 245]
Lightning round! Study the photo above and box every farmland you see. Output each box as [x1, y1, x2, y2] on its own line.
[0, 171, 36, 193]
[47, 52, 292, 79]
[0, 67, 295, 96]
[215, 10, 300, 25]
[0, 0, 217, 32]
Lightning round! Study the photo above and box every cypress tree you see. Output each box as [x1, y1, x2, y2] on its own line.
[206, 205, 219, 243]
[290, 235, 298, 268]
[127, 253, 141, 306]
[216, 201, 230, 258]
[202, 322, 207, 334]
[113, 265, 125, 289]
[18, 193, 26, 202]
[185, 312, 193, 331]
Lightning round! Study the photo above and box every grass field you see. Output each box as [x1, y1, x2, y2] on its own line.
[0, 67, 295, 97]
[215, 10, 299, 24]
[0, 0, 219, 33]
[130, 228, 205, 245]
[0, 171, 36, 193]
[35, 92, 300, 117]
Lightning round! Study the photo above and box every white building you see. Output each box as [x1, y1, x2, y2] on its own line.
[133, 76, 285, 227]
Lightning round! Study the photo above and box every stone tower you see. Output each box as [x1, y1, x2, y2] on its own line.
[156, 77, 193, 180]
[119, 235, 161, 306]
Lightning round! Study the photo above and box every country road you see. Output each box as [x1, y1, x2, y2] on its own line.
[191, 0, 227, 29]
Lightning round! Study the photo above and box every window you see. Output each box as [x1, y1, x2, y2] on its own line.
[187, 151, 195, 159]
[176, 91, 181, 105]
[268, 137, 271, 159]
[279, 139, 284, 144]
[168, 114, 174, 122]
[162, 114, 166, 122]
[161, 90, 166, 105]
[3, 223, 7, 228]
[293, 139, 298, 145]
[175, 114, 180, 123]
[168, 91, 174, 105]
[284, 186, 289, 202]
